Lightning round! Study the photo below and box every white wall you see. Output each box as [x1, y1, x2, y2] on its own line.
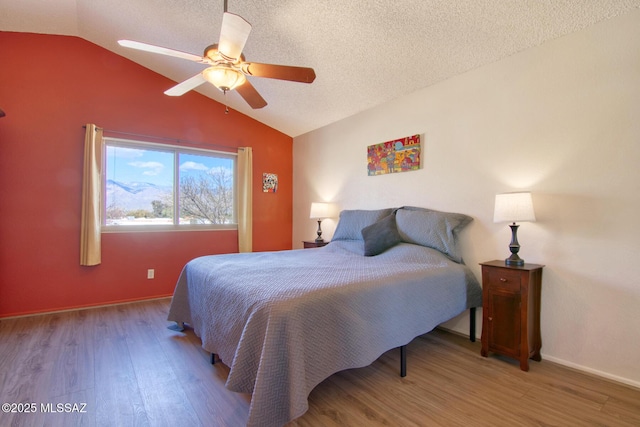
[293, 10, 640, 387]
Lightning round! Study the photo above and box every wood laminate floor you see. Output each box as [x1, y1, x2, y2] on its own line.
[1, 298, 638, 426]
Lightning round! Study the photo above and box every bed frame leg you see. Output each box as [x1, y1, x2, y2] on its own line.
[211, 353, 216, 365]
[469, 307, 476, 342]
[167, 321, 185, 332]
[400, 345, 406, 377]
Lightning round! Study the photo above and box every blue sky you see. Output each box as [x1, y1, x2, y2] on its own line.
[106, 146, 233, 186]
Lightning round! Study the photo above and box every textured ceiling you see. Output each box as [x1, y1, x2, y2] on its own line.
[2, 0, 639, 137]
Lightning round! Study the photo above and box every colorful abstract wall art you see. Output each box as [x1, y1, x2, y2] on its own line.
[262, 173, 278, 192]
[367, 134, 421, 176]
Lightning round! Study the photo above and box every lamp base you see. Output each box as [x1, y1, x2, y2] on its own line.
[505, 254, 525, 266]
[505, 223, 524, 266]
[315, 219, 323, 243]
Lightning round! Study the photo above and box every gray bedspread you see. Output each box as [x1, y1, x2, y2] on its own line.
[167, 240, 482, 427]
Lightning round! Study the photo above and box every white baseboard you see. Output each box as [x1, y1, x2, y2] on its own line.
[541, 353, 640, 390]
[439, 325, 640, 390]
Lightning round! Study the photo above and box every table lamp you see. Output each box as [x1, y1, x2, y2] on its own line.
[494, 192, 536, 266]
[310, 202, 332, 242]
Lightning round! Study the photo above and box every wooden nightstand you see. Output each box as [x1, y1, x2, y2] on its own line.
[303, 240, 329, 248]
[480, 260, 544, 371]
[302, 240, 329, 249]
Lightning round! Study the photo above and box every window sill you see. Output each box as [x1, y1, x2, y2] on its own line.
[101, 224, 237, 233]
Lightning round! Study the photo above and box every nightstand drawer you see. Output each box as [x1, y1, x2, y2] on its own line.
[486, 268, 521, 292]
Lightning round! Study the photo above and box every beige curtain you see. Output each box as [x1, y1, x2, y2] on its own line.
[80, 124, 103, 266]
[237, 147, 253, 253]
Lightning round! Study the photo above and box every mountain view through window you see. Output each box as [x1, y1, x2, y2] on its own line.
[104, 139, 236, 229]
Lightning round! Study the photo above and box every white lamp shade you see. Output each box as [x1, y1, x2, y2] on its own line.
[310, 202, 332, 219]
[202, 65, 246, 91]
[493, 192, 536, 223]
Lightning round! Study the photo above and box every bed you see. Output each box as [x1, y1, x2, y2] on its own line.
[168, 207, 482, 426]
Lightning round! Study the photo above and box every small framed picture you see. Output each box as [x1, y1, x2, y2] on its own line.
[263, 173, 278, 193]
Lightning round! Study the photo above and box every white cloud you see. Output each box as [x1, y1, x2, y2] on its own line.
[180, 161, 209, 171]
[128, 161, 165, 176]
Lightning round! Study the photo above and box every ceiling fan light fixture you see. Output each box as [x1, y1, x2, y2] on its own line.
[202, 65, 246, 92]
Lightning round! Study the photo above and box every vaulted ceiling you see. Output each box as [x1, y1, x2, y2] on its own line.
[2, 0, 639, 137]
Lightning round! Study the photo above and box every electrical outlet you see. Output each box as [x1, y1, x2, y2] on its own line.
[147, 269, 155, 279]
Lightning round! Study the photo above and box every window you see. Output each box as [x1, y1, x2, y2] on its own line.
[103, 138, 236, 231]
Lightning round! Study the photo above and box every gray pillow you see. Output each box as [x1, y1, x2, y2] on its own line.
[332, 208, 394, 241]
[361, 213, 402, 256]
[395, 206, 473, 263]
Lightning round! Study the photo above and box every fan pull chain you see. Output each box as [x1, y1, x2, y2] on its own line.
[223, 89, 229, 114]
[223, 0, 230, 114]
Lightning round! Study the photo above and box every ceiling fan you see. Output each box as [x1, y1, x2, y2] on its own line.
[118, 2, 316, 110]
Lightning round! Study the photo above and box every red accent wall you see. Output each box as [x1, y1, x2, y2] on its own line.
[0, 32, 293, 317]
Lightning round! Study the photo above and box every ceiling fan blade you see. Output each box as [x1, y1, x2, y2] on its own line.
[236, 80, 267, 109]
[118, 40, 205, 63]
[218, 12, 252, 61]
[241, 62, 316, 83]
[164, 74, 207, 96]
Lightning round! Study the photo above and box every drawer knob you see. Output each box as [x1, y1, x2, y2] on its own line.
[500, 278, 507, 282]
[488, 317, 493, 321]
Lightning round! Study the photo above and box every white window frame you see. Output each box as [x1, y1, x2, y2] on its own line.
[102, 137, 238, 233]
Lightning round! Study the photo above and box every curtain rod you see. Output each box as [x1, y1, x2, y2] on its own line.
[82, 125, 237, 152]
